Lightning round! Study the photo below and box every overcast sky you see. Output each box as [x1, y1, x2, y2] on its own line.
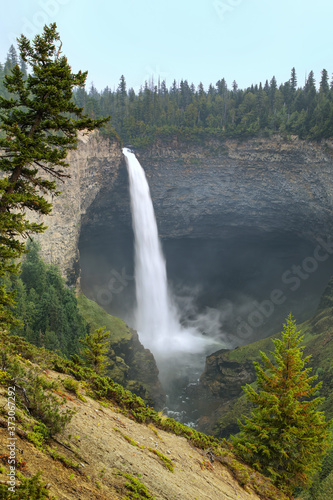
[1, 0, 332, 93]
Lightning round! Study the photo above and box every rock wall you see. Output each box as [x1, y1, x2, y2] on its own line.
[30, 131, 123, 286]
[138, 135, 333, 240]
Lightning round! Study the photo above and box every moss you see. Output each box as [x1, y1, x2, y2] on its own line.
[227, 335, 277, 364]
[77, 294, 132, 342]
[148, 448, 174, 472]
[116, 471, 156, 499]
[148, 424, 162, 440]
[46, 446, 80, 469]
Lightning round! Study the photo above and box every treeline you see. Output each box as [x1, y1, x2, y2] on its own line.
[75, 69, 333, 147]
[4, 241, 88, 356]
[2, 44, 333, 146]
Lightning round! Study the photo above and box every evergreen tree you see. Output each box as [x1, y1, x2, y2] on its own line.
[290, 67, 297, 92]
[79, 327, 111, 375]
[320, 69, 329, 95]
[232, 315, 330, 496]
[10, 241, 88, 356]
[0, 23, 108, 328]
[4, 45, 18, 74]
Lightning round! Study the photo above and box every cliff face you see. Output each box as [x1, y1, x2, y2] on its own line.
[137, 136, 333, 240]
[31, 131, 123, 286]
[34, 133, 333, 284]
[79, 135, 333, 241]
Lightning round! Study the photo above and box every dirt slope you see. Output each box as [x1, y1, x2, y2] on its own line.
[0, 369, 284, 499]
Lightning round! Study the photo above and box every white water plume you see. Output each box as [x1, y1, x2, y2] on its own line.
[123, 148, 218, 365]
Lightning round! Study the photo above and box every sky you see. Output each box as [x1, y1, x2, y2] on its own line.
[0, 0, 332, 93]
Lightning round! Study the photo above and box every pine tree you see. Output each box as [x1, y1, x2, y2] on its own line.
[290, 67, 297, 92]
[320, 69, 329, 95]
[79, 327, 111, 375]
[232, 314, 330, 496]
[0, 23, 108, 328]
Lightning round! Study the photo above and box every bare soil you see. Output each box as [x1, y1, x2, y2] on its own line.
[0, 369, 264, 499]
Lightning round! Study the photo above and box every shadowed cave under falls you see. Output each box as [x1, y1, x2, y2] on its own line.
[79, 153, 333, 422]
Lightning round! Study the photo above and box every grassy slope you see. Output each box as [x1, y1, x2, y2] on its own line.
[77, 294, 132, 342]
[0, 331, 287, 500]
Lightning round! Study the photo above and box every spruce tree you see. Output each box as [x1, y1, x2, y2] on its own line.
[232, 314, 330, 496]
[79, 327, 111, 375]
[0, 23, 108, 327]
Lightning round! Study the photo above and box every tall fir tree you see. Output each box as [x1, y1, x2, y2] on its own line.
[0, 23, 108, 328]
[232, 314, 330, 496]
[290, 67, 297, 92]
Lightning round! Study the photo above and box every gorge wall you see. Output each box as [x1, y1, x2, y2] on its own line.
[33, 133, 333, 345]
[31, 131, 123, 286]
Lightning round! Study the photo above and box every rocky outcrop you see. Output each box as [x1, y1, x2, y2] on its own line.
[199, 348, 257, 399]
[185, 348, 258, 437]
[111, 328, 166, 408]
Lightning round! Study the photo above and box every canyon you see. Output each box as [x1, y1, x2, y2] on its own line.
[33, 132, 333, 338]
[31, 132, 333, 420]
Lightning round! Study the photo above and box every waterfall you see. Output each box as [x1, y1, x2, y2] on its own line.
[123, 148, 209, 365]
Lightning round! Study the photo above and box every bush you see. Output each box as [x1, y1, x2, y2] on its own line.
[0, 472, 50, 499]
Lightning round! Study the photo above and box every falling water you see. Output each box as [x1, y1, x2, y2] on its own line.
[123, 148, 210, 368]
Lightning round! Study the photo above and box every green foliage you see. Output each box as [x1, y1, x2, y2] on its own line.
[27, 423, 51, 449]
[232, 315, 331, 496]
[61, 68, 333, 149]
[0, 472, 51, 499]
[77, 293, 132, 341]
[116, 471, 156, 499]
[0, 23, 108, 329]
[79, 326, 110, 375]
[45, 447, 79, 469]
[24, 369, 75, 435]
[8, 241, 88, 356]
[1, 348, 75, 436]
[148, 448, 174, 472]
[62, 376, 79, 394]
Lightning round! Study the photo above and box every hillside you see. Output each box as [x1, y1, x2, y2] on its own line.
[0, 333, 287, 500]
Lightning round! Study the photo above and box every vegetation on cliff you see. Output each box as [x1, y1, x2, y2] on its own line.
[2, 45, 333, 150]
[5, 241, 88, 356]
